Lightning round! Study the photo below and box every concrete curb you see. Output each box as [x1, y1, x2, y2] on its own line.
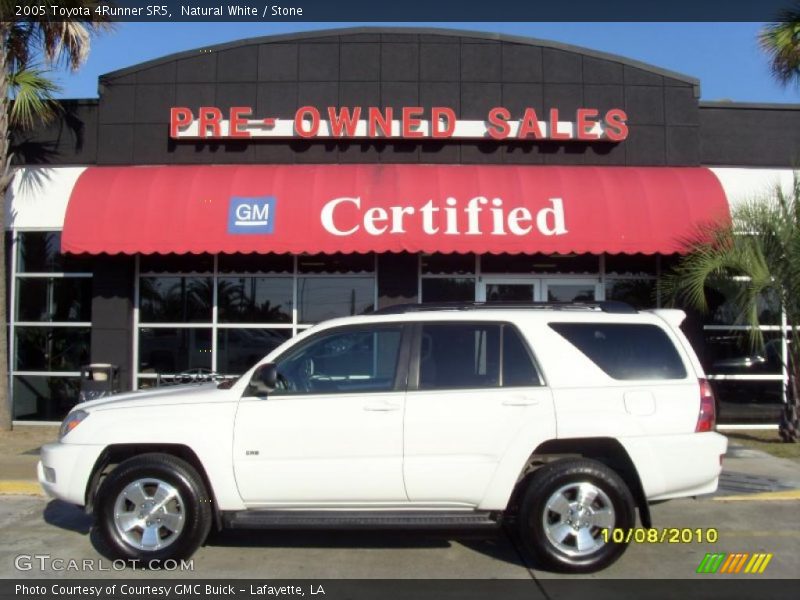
[0, 481, 44, 496]
[713, 489, 800, 502]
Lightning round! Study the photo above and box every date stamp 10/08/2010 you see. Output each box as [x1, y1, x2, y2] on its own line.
[602, 528, 719, 544]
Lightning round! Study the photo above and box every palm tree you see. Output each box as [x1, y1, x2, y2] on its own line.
[665, 174, 800, 442]
[0, 1, 110, 430]
[759, 5, 800, 87]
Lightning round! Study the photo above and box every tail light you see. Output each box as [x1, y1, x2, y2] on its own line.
[696, 378, 716, 432]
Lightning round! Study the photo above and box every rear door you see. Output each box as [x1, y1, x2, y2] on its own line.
[402, 320, 555, 505]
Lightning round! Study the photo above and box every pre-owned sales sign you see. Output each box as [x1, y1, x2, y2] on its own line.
[169, 106, 629, 141]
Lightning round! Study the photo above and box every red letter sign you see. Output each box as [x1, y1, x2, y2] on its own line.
[170, 107, 193, 138]
[431, 107, 456, 138]
[604, 109, 629, 141]
[198, 107, 223, 138]
[229, 107, 252, 139]
[295, 106, 321, 138]
[402, 107, 424, 138]
[576, 108, 600, 140]
[487, 107, 511, 140]
[328, 107, 362, 137]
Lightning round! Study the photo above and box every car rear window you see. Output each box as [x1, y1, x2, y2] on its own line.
[548, 322, 687, 380]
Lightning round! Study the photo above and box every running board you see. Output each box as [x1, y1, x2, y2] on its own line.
[222, 510, 501, 530]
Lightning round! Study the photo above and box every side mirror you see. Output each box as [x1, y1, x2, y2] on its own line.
[250, 363, 278, 395]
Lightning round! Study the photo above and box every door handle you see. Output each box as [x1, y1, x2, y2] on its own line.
[502, 397, 540, 406]
[363, 401, 401, 412]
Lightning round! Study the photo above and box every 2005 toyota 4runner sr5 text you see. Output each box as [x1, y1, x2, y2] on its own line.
[39, 302, 727, 573]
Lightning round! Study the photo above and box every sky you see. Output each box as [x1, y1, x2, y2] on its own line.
[51, 22, 800, 104]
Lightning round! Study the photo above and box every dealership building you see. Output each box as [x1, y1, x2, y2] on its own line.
[6, 27, 799, 423]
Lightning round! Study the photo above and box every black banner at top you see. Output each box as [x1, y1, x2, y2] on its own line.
[3, 0, 799, 22]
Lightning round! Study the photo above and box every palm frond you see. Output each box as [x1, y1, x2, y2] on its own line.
[33, 1, 114, 71]
[667, 171, 800, 358]
[41, 21, 91, 70]
[759, 7, 800, 86]
[8, 66, 62, 130]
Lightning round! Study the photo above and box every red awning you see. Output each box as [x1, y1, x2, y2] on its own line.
[62, 165, 729, 255]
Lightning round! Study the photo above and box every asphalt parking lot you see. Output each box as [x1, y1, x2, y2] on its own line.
[1, 428, 798, 583]
[0, 493, 798, 580]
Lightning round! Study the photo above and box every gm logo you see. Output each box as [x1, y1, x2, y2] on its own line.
[228, 196, 276, 234]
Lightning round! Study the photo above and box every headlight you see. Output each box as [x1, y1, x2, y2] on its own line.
[59, 410, 89, 439]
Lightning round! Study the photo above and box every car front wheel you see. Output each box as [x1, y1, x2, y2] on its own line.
[95, 453, 212, 565]
[518, 458, 635, 573]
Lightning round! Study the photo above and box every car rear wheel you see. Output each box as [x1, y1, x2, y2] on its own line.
[518, 458, 635, 573]
[95, 453, 212, 565]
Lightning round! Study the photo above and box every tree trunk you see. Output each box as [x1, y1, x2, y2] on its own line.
[779, 360, 800, 442]
[0, 25, 13, 431]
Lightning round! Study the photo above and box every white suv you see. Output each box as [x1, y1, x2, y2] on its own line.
[39, 302, 727, 573]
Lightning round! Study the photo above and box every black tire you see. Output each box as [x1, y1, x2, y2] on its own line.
[518, 458, 635, 573]
[95, 453, 212, 565]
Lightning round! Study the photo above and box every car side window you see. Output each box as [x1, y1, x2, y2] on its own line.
[270, 326, 403, 395]
[419, 323, 501, 390]
[502, 325, 542, 387]
[549, 322, 687, 380]
[417, 322, 542, 390]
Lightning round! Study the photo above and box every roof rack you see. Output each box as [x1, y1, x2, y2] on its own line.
[371, 301, 637, 315]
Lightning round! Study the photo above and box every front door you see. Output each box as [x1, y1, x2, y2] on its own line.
[233, 324, 410, 506]
[479, 277, 602, 303]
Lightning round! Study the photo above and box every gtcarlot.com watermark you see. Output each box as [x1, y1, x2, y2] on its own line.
[14, 554, 194, 572]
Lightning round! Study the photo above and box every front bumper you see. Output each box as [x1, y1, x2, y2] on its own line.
[38, 442, 106, 506]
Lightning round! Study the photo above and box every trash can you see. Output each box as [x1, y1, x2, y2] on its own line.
[78, 364, 120, 403]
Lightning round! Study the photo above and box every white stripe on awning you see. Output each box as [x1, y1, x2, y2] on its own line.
[4, 166, 86, 230]
[710, 167, 796, 211]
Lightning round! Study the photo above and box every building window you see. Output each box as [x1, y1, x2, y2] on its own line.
[11, 231, 92, 421]
[699, 278, 786, 424]
[603, 254, 658, 310]
[135, 253, 376, 385]
[419, 253, 476, 302]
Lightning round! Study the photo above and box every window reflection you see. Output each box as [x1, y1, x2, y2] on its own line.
[704, 279, 781, 326]
[16, 231, 90, 273]
[217, 277, 292, 323]
[138, 328, 212, 373]
[713, 380, 783, 424]
[421, 278, 475, 302]
[17, 278, 92, 322]
[702, 331, 783, 375]
[298, 277, 374, 323]
[140, 277, 213, 323]
[605, 279, 657, 310]
[217, 328, 292, 374]
[12, 375, 81, 421]
[15, 327, 90, 371]
[546, 284, 595, 302]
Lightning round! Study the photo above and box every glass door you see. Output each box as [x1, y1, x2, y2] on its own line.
[541, 279, 603, 303]
[478, 277, 602, 302]
[478, 277, 540, 302]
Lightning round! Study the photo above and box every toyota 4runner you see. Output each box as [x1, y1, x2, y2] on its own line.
[39, 301, 727, 572]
